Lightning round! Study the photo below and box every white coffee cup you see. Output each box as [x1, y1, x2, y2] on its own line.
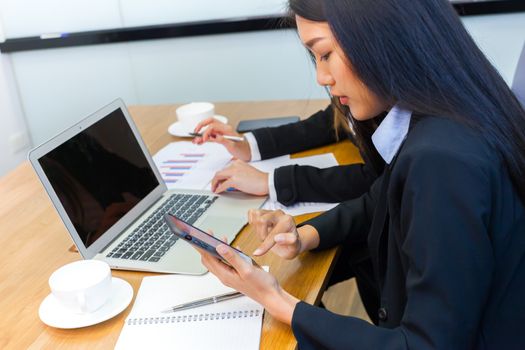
[176, 102, 215, 130]
[49, 260, 112, 314]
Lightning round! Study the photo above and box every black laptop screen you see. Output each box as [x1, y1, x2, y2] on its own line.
[39, 108, 159, 247]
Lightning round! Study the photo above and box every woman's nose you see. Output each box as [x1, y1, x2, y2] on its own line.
[316, 66, 334, 87]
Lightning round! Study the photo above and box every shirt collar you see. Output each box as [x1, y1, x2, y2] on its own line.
[371, 105, 412, 164]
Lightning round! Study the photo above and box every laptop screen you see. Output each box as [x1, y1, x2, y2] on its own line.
[38, 107, 159, 248]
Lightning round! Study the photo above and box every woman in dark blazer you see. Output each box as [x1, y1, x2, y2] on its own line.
[193, 95, 383, 206]
[197, 0, 525, 349]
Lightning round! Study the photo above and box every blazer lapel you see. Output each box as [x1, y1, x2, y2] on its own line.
[368, 164, 392, 290]
[369, 118, 415, 289]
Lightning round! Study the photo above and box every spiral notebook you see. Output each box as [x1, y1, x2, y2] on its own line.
[115, 271, 264, 350]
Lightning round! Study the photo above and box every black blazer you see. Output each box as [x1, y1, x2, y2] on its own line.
[291, 116, 525, 349]
[251, 105, 379, 205]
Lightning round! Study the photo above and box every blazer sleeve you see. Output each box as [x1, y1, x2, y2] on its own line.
[251, 105, 347, 159]
[292, 148, 494, 349]
[301, 173, 384, 249]
[273, 163, 378, 205]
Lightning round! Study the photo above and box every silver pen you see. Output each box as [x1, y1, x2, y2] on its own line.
[188, 132, 245, 142]
[160, 291, 244, 313]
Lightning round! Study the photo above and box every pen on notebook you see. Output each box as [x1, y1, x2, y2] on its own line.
[161, 291, 244, 313]
[188, 132, 245, 142]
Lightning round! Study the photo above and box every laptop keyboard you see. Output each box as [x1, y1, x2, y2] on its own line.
[106, 193, 218, 262]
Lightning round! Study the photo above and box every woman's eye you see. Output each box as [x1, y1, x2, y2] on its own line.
[320, 52, 331, 62]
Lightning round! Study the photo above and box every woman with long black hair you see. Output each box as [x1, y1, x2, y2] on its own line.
[197, 0, 525, 348]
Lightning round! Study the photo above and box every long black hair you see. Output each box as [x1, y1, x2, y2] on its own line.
[289, 0, 525, 201]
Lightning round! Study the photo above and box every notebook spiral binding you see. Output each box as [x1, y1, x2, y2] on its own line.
[127, 309, 260, 326]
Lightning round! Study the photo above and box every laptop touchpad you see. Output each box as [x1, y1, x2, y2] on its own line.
[198, 215, 246, 240]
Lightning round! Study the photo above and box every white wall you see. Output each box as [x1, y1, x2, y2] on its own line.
[0, 3, 524, 176]
[9, 29, 321, 147]
[0, 0, 288, 38]
[127, 30, 319, 104]
[120, 0, 286, 27]
[0, 52, 29, 175]
[463, 12, 525, 84]
[0, 18, 30, 176]
[10, 43, 139, 146]
[0, 0, 122, 38]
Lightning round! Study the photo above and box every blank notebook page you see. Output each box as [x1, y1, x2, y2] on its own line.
[115, 272, 264, 350]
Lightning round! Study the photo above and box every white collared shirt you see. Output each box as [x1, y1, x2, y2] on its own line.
[244, 132, 279, 201]
[244, 132, 262, 162]
[371, 105, 412, 164]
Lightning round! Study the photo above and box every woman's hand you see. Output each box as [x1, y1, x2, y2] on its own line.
[211, 160, 269, 196]
[248, 209, 320, 259]
[192, 118, 251, 161]
[198, 240, 299, 325]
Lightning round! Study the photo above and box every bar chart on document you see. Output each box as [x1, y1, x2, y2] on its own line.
[153, 142, 232, 190]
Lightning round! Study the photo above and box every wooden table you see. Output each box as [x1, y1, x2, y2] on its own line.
[0, 100, 363, 349]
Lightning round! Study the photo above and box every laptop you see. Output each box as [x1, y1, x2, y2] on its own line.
[29, 99, 266, 274]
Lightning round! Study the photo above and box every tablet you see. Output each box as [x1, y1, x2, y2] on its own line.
[163, 213, 259, 267]
[236, 116, 300, 133]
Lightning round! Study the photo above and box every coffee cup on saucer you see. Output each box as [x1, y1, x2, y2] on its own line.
[49, 260, 112, 314]
[176, 102, 215, 131]
[168, 102, 229, 137]
[39, 260, 133, 329]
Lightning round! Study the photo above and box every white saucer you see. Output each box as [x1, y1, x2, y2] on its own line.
[39, 277, 133, 329]
[168, 115, 228, 137]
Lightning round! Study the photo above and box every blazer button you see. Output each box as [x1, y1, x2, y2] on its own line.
[378, 307, 388, 321]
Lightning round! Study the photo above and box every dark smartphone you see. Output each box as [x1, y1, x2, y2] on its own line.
[163, 213, 259, 267]
[236, 116, 300, 133]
